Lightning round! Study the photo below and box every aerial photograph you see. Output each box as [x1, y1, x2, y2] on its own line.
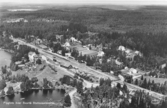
[0, 0, 167, 108]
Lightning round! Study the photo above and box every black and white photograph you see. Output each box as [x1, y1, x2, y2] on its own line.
[0, 0, 167, 108]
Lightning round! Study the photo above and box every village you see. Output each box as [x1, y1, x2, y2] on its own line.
[1, 4, 167, 108]
[0, 30, 166, 108]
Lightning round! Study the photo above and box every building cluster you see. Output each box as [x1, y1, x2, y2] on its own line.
[118, 45, 143, 61]
[14, 51, 47, 70]
[4, 18, 28, 23]
[120, 67, 145, 80]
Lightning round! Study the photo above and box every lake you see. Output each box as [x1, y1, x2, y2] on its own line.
[0, 50, 65, 108]
[0, 50, 12, 69]
[0, 90, 65, 108]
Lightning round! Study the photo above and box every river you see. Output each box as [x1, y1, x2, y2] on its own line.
[0, 50, 65, 108]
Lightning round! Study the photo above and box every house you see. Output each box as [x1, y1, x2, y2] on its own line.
[161, 63, 166, 69]
[118, 45, 126, 51]
[33, 54, 42, 63]
[55, 35, 63, 41]
[63, 42, 70, 47]
[129, 68, 138, 75]
[97, 51, 105, 57]
[119, 90, 123, 96]
[135, 51, 143, 57]
[118, 74, 125, 81]
[110, 71, 114, 74]
[36, 38, 42, 44]
[41, 55, 47, 62]
[65, 53, 71, 57]
[70, 37, 77, 42]
[18, 64, 25, 69]
[28, 52, 37, 62]
[15, 61, 22, 65]
[39, 44, 47, 49]
[57, 50, 62, 55]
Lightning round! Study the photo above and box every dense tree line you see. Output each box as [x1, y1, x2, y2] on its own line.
[43, 78, 54, 89]
[0, 80, 6, 90]
[60, 75, 83, 94]
[133, 78, 167, 95]
[119, 90, 167, 108]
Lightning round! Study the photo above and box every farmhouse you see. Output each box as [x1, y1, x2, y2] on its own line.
[97, 51, 105, 57]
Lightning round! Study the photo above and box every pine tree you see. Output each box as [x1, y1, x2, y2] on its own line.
[64, 94, 71, 107]
[141, 75, 144, 80]
[100, 78, 104, 86]
[77, 81, 83, 94]
[135, 79, 138, 85]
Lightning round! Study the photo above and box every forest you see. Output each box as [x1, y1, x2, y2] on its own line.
[2, 5, 167, 33]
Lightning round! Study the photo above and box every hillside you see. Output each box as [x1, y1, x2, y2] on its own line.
[1, 5, 167, 33]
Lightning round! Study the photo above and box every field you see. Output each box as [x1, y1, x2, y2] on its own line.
[12, 63, 72, 84]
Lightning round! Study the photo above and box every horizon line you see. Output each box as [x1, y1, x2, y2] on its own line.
[1, 2, 167, 6]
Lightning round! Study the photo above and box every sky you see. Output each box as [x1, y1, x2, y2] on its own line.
[0, 0, 167, 5]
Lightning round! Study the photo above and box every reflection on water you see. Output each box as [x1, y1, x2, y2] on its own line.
[0, 90, 65, 108]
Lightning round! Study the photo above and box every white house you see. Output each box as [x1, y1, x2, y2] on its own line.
[70, 37, 77, 42]
[118, 45, 126, 51]
[118, 74, 125, 81]
[28, 52, 37, 62]
[41, 55, 47, 62]
[135, 51, 143, 57]
[65, 53, 71, 57]
[97, 51, 105, 57]
[57, 50, 62, 55]
[119, 90, 123, 96]
[161, 63, 166, 69]
[36, 38, 43, 44]
[63, 42, 70, 47]
[129, 68, 138, 75]
[110, 71, 114, 74]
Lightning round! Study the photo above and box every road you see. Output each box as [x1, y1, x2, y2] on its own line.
[12, 38, 166, 101]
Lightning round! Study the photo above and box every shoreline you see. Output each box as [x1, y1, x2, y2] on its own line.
[0, 87, 63, 98]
